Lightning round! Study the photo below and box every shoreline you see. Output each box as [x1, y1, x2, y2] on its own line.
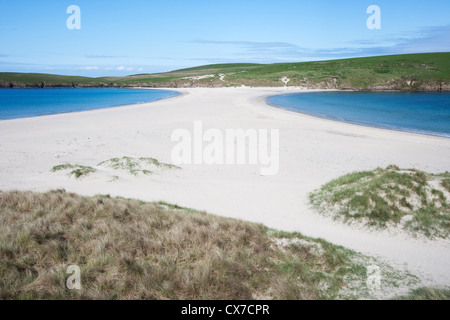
[0, 87, 449, 287]
[2, 85, 449, 92]
[0, 87, 182, 122]
[264, 91, 450, 140]
[3, 87, 449, 140]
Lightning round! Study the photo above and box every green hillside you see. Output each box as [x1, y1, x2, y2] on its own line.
[1, 53, 449, 91]
[0, 73, 99, 87]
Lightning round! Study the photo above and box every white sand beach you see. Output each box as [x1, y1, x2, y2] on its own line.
[1, 87, 449, 286]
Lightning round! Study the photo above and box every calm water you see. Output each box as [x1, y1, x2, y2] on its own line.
[267, 92, 450, 138]
[0, 88, 180, 120]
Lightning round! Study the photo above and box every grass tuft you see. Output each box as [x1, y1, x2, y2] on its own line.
[51, 164, 96, 179]
[441, 178, 450, 193]
[98, 156, 180, 175]
[52, 156, 180, 179]
[395, 287, 450, 300]
[310, 166, 450, 239]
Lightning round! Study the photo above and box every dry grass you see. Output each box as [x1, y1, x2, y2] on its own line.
[0, 190, 367, 300]
[396, 287, 450, 300]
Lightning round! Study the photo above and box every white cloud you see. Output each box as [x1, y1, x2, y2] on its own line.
[190, 25, 450, 62]
[80, 66, 99, 70]
[115, 66, 135, 71]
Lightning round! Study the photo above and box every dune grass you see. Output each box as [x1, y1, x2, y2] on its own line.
[51, 164, 96, 179]
[443, 179, 450, 193]
[395, 287, 450, 300]
[98, 156, 180, 176]
[310, 166, 450, 239]
[440, 172, 450, 193]
[0, 190, 421, 300]
[52, 157, 180, 180]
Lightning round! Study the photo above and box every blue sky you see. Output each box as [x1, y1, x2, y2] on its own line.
[0, 0, 449, 76]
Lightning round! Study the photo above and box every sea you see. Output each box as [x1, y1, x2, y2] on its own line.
[267, 91, 450, 138]
[0, 88, 180, 120]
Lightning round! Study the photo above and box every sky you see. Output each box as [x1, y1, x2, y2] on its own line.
[0, 0, 449, 77]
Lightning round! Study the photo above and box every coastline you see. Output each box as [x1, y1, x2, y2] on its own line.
[0, 87, 182, 121]
[0, 87, 449, 287]
[2, 83, 449, 92]
[265, 91, 450, 139]
[4, 87, 449, 140]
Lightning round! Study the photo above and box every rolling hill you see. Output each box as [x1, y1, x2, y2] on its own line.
[1, 53, 449, 91]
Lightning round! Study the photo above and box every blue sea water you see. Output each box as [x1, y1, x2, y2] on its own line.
[0, 88, 180, 120]
[267, 91, 450, 138]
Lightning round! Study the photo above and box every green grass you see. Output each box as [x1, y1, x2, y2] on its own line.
[442, 178, 450, 193]
[0, 190, 421, 300]
[395, 287, 450, 300]
[310, 166, 450, 239]
[51, 164, 96, 179]
[2, 53, 449, 90]
[52, 156, 180, 180]
[98, 156, 180, 175]
[0, 73, 101, 87]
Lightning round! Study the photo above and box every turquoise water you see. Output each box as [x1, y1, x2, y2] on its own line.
[267, 92, 450, 138]
[0, 88, 180, 120]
